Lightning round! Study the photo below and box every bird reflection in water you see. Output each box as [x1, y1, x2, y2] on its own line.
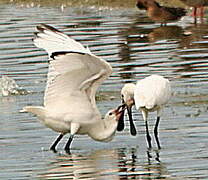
[38, 148, 169, 179]
[147, 25, 183, 42]
[147, 149, 160, 162]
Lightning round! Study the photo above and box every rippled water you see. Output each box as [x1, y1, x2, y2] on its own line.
[1, 3, 208, 179]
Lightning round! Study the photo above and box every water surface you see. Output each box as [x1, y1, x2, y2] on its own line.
[0, 3, 208, 179]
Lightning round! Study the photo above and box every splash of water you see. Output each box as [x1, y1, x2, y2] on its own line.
[0, 76, 28, 97]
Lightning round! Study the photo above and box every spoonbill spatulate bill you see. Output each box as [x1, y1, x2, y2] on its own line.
[121, 75, 171, 149]
[21, 24, 125, 153]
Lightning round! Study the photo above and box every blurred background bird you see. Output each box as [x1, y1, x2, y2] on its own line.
[180, 0, 208, 22]
[136, 0, 186, 25]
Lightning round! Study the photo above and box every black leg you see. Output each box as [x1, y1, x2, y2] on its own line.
[50, 134, 64, 153]
[145, 120, 152, 149]
[64, 135, 74, 153]
[127, 107, 137, 136]
[154, 116, 161, 149]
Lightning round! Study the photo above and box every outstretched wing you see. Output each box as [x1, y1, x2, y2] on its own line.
[34, 24, 112, 114]
[34, 24, 91, 56]
[44, 53, 112, 109]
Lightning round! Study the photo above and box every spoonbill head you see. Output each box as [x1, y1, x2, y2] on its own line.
[120, 75, 171, 149]
[121, 83, 135, 107]
[21, 24, 125, 153]
[117, 83, 137, 136]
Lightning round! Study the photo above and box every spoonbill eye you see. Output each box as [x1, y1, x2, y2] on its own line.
[109, 112, 113, 116]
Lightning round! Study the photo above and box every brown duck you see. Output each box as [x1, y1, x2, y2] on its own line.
[136, 0, 186, 25]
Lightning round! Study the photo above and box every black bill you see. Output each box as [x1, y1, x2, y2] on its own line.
[127, 106, 137, 136]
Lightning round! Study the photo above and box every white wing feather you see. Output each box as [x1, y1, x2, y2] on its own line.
[45, 53, 112, 109]
[33, 24, 91, 56]
[33, 24, 112, 124]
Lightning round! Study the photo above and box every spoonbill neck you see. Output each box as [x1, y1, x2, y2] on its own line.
[88, 117, 118, 142]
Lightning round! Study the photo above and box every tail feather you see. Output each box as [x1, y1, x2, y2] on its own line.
[164, 7, 186, 17]
[21, 106, 46, 118]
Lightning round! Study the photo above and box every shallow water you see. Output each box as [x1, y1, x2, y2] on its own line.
[0, 3, 208, 180]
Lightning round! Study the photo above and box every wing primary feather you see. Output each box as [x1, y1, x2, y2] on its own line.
[50, 51, 86, 60]
[34, 24, 91, 55]
[37, 24, 62, 33]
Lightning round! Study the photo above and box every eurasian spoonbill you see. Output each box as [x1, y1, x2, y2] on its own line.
[21, 24, 125, 153]
[121, 75, 171, 149]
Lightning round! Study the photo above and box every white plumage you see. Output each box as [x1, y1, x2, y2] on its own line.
[134, 75, 171, 110]
[21, 24, 124, 153]
[33, 25, 91, 56]
[120, 75, 171, 149]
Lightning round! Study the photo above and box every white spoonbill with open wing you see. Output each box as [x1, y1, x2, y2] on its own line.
[21, 24, 125, 153]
